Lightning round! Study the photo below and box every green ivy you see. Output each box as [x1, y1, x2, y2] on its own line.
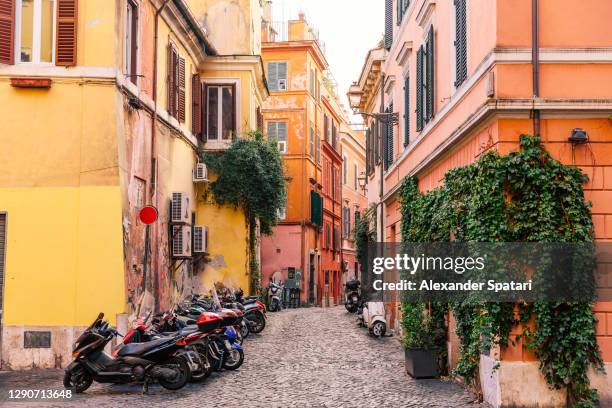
[398, 135, 603, 407]
[200, 131, 286, 294]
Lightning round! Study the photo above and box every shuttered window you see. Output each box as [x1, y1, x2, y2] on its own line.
[397, 0, 410, 25]
[256, 107, 263, 131]
[167, 44, 178, 118]
[309, 125, 315, 157]
[267, 61, 288, 91]
[310, 68, 315, 95]
[324, 114, 329, 142]
[403, 75, 410, 146]
[316, 133, 321, 163]
[365, 127, 371, 174]
[426, 25, 435, 121]
[125, 0, 138, 84]
[177, 57, 186, 122]
[204, 84, 236, 141]
[416, 26, 435, 131]
[0, 0, 15, 64]
[332, 121, 337, 150]
[192, 74, 202, 138]
[384, 0, 393, 50]
[343, 206, 351, 238]
[374, 120, 380, 164]
[0, 213, 6, 313]
[384, 103, 394, 170]
[354, 162, 358, 190]
[56, 0, 77, 66]
[454, 0, 467, 87]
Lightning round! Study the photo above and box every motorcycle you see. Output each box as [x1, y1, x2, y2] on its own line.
[64, 313, 190, 393]
[267, 280, 284, 312]
[344, 279, 361, 313]
[362, 301, 387, 338]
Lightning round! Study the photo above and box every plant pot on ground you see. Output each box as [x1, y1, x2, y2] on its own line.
[402, 302, 446, 379]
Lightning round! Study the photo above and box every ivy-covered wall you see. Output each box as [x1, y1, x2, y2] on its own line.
[399, 135, 604, 407]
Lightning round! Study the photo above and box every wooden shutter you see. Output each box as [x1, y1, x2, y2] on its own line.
[178, 57, 186, 123]
[365, 127, 370, 173]
[191, 73, 202, 138]
[278, 62, 287, 86]
[384, 0, 393, 50]
[403, 76, 410, 146]
[454, 0, 467, 87]
[0, 0, 14, 65]
[56, 0, 78, 66]
[256, 106, 263, 131]
[167, 45, 176, 117]
[426, 25, 435, 121]
[202, 84, 208, 141]
[267, 62, 278, 91]
[230, 83, 236, 135]
[416, 47, 424, 131]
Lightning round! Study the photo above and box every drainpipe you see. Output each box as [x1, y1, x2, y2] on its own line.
[379, 73, 385, 243]
[148, 0, 171, 311]
[532, 0, 540, 136]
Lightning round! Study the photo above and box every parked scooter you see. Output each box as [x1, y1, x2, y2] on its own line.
[361, 301, 387, 338]
[267, 280, 284, 312]
[344, 279, 361, 313]
[64, 313, 191, 393]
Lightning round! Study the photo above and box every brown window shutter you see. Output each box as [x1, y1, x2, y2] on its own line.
[167, 44, 175, 117]
[0, 0, 14, 65]
[56, 0, 78, 66]
[191, 73, 202, 138]
[256, 106, 263, 131]
[178, 57, 186, 123]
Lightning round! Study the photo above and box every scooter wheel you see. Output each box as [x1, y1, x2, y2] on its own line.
[63, 364, 93, 393]
[240, 322, 250, 339]
[157, 357, 190, 390]
[222, 348, 244, 370]
[370, 321, 386, 338]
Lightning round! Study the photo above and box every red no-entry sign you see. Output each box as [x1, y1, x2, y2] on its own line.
[139, 206, 158, 225]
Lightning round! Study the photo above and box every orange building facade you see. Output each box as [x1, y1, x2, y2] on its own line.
[260, 14, 362, 306]
[351, 0, 612, 406]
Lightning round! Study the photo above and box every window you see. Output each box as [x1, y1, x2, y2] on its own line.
[353, 162, 358, 190]
[397, 0, 410, 24]
[325, 223, 331, 248]
[267, 121, 288, 153]
[125, 0, 138, 84]
[278, 195, 287, 220]
[354, 209, 361, 226]
[167, 44, 186, 122]
[416, 26, 435, 131]
[324, 114, 329, 142]
[454, 0, 467, 88]
[343, 206, 351, 238]
[403, 75, 410, 146]
[384, 0, 393, 50]
[205, 84, 236, 140]
[384, 103, 394, 170]
[316, 134, 321, 164]
[267, 62, 288, 91]
[309, 125, 315, 157]
[332, 120, 337, 150]
[317, 79, 321, 104]
[16, 0, 55, 63]
[310, 68, 315, 95]
[342, 155, 348, 185]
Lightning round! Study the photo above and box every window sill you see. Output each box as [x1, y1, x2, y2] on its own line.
[10, 77, 52, 88]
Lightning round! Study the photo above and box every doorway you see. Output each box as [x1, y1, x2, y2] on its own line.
[308, 253, 315, 304]
[0, 213, 7, 368]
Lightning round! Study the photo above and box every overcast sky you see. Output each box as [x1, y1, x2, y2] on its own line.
[272, 0, 385, 123]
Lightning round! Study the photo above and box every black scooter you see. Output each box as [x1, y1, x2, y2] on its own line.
[344, 279, 361, 313]
[64, 313, 190, 393]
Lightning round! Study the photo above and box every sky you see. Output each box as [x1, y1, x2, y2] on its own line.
[272, 0, 385, 123]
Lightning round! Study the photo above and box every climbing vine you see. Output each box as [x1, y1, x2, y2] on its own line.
[200, 131, 286, 294]
[399, 135, 603, 407]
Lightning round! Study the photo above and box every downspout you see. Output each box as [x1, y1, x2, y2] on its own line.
[148, 0, 171, 311]
[379, 73, 385, 243]
[532, 0, 540, 136]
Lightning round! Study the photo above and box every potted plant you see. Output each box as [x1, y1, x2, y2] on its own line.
[402, 302, 446, 379]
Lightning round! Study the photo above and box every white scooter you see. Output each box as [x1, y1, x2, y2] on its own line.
[360, 301, 387, 337]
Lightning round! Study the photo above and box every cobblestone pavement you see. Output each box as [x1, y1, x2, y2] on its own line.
[0, 307, 488, 407]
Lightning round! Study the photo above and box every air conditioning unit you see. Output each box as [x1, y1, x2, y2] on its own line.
[193, 225, 208, 253]
[278, 79, 287, 91]
[172, 225, 192, 258]
[193, 163, 209, 183]
[171, 192, 190, 224]
[277, 141, 287, 153]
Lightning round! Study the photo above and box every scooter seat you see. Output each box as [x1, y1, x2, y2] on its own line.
[117, 337, 175, 357]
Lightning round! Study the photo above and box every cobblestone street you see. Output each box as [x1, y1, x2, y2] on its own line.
[0, 307, 487, 407]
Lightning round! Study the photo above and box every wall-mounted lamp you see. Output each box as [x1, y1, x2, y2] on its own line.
[569, 128, 588, 144]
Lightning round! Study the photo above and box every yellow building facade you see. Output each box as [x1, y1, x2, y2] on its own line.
[0, 0, 267, 370]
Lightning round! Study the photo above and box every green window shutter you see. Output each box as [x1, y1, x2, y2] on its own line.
[267, 121, 277, 142]
[384, 0, 393, 49]
[426, 25, 435, 122]
[403, 76, 410, 146]
[384, 104, 394, 170]
[454, 0, 467, 87]
[416, 47, 424, 131]
[310, 191, 323, 227]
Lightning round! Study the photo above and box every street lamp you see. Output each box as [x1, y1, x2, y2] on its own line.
[347, 84, 400, 125]
[357, 171, 367, 194]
